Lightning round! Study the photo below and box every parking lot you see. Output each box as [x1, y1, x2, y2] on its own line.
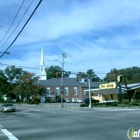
[0, 104, 140, 140]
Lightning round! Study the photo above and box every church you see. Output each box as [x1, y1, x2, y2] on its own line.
[38, 48, 105, 103]
[38, 48, 140, 103]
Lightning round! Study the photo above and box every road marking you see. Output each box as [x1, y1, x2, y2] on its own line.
[0, 125, 19, 140]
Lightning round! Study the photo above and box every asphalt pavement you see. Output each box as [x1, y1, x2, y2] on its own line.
[0, 103, 140, 140]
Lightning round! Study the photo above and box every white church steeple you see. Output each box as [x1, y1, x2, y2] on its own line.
[39, 47, 47, 80]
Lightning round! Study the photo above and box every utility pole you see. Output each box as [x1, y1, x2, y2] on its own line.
[84, 76, 92, 108]
[61, 54, 64, 107]
[88, 77, 92, 108]
[55, 53, 67, 107]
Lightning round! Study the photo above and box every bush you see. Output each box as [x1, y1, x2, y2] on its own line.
[0, 98, 4, 103]
[130, 101, 140, 106]
[27, 100, 39, 105]
[45, 98, 56, 103]
[111, 102, 118, 106]
[83, 98, 99, 104]
[80, 103, 89, 107]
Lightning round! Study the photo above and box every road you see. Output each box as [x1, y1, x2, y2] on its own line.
[0, 103, 140, 140]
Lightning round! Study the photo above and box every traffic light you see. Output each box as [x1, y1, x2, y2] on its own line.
[56, 72, 59, 79]
[117, 75, 122, 83]
[76, 75, 79, 81]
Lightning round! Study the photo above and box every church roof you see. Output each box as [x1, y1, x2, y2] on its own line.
[38, 78, 105, 88]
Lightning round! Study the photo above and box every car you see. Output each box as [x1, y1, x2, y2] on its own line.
[72, 98, 78, 103]
[83, 98, 99, 104]
[0, 103, 16, 113]
[65, 98, 71, 103]
[78, 99, 83, 103]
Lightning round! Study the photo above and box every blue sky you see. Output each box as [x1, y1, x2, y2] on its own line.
[0, 0, 140, 79]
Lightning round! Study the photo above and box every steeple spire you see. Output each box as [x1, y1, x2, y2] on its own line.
[39, 47, 47, 80]
[40, 47, 44, 65]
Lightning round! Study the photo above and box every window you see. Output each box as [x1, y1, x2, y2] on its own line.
[56, 87, 60, 95]
[73, 87, 77, 95]
[64, 87, 69, 95]
[98, 94, 102, 97]
[46, 87, 50, 94]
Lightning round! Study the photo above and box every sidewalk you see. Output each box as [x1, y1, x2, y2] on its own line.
[30, 103, 140, 110]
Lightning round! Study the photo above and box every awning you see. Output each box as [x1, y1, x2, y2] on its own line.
[84, 88, 126, 94]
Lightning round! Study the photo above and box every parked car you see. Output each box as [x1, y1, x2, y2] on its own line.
[83, 98, 99, 104]
[65, 98, 71, 103]
[0, 103, 16, 113]
[78, 99, 83, 103]
[72, 98, 78, 103]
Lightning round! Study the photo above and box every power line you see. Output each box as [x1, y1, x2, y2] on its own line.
[0, 0, 25, 44]
[0, 26, 46, 40]
[0, 0, 43, 58]
[0, 62, 38, 69]
[0, 0, 34, 49]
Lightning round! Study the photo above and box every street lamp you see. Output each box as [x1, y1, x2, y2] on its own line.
[55, 53, 66, 107]
[0, 52, 10, 55]
[0, 52, 10, 58]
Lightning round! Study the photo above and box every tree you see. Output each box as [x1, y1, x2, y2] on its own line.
[87, 69, 100, 82]
[3, 66, 23, 101]
[77, 72, 87, 78]
[0, 70, 9, 100]
[13, 71, 45, 102]
[46, 65, 71, 79]
[77, 69, 101, 82]
[104, 67, 140, 84]
[4, 65, 23, 83]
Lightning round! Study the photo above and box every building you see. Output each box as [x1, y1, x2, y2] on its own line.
[39, 78, 105, 103]
[38, 48, 140, 103]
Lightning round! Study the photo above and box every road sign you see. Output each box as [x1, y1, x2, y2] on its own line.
[99, 82, 117, 89]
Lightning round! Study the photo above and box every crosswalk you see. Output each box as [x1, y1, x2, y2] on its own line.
[0, 125, 19, 140]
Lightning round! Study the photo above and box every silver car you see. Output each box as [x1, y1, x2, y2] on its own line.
[1, 103, 16, 113]
[78, 99, 83, 103]
[66, 98, 71, 103]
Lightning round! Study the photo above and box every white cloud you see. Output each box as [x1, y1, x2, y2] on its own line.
[1, 0, 140, 79]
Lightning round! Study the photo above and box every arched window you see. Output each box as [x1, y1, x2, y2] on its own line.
[83, 90, 86, 95]
[73, 87, 77, 95]
[46, 87, 50, 94]
[56, 87, 60, 95]
[64, 87, 69, 95]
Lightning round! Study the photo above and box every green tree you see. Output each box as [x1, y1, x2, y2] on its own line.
[0, 70, 9, 101]
[77, 72, 87, 78]
[77, 69, 101, 82]
[87, 69, 100, 82]
[4, 65, 23, 83]
[104, 67, 140, 84]
[104, 68, 118, 82]
[46, 65, 71, 79]
[3, 66, 23, 100]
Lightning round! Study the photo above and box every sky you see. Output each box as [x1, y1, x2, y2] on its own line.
[0, 0, 140, 79]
